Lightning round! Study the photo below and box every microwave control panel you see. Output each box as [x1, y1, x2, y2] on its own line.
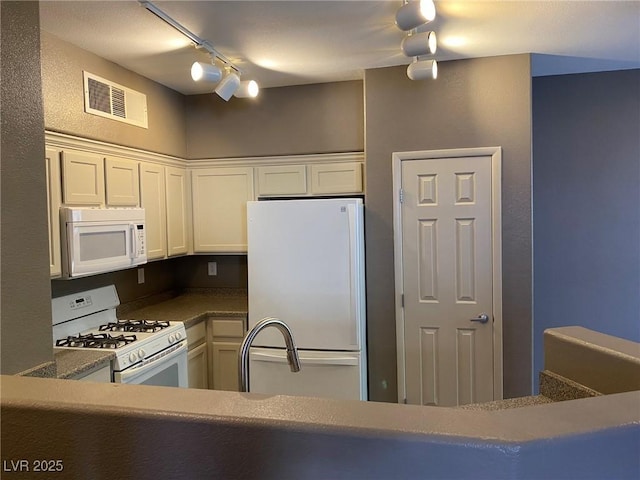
[135, 224, 145, 256]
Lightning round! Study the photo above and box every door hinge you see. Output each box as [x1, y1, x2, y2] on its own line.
[399, 189, 404, 203]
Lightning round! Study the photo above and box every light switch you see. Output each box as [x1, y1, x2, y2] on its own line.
[208, 262, 217, 276]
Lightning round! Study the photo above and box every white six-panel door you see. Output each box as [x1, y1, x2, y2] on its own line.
[393, 148, 502, 407]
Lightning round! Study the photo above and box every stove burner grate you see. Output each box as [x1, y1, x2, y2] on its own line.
[56, 333, 137, 349]
[99, 319, 171, 333]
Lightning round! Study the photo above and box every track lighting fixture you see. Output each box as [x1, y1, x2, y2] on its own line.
[394, 0, 439, 81]
[234, 80, 260, 99]
[191, 61, 222, 83]
[140, 0, 260, 100]
[395, 0, 436, 31]
[407, 59, 438, 80]
[215, 71, 241, 101]
[401, 31, 437, 57]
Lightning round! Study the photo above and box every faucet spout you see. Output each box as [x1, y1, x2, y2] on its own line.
[239, 317, 301, 392]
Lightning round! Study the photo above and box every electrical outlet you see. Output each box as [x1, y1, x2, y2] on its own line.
[207, 262, 217, 276]
[137, 268, 145, 284]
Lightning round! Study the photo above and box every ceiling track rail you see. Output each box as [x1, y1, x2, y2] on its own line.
[138, 0, 240, 74]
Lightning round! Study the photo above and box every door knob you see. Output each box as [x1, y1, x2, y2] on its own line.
[470, 313, 489, 324]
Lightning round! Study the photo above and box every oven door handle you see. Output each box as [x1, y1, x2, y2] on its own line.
[116, 342, 187, 383]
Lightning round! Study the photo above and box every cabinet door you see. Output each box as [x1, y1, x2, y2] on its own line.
[211, 341, 241, 391]
[45, 147, 62, 278]
[208, 317, 246, 392]
[165, 166, 189, 256]
[139, 162, 167, 260]
[256, 165, 307, 196]
[105, 156, 139, 206]
[310, 162, 363, 195]
[192, 167, 254, 253]
[61, 150, 105, 205]
[188, 342, 209, 389]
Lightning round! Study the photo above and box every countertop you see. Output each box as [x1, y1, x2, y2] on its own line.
[457, 394, 554, 411]
[121, 289, 248, 328]
[54, 349, 115, 380]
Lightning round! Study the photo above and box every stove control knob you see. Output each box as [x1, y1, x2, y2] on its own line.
[169, 334, 176, 343]
[175, 332, 183, 341]
[129, 352, 138, 363]
[138, 349, 145, 359]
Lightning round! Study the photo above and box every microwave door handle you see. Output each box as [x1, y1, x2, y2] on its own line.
[129, 224, 136, 259]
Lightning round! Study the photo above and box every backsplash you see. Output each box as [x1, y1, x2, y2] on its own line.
[51, 255, 247, 303]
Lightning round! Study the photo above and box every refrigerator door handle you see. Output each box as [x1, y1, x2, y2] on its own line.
[252, 350, 359, 366]
[347, 203, 360, 348]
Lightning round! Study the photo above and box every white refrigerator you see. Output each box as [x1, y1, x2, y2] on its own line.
[247, 198, 367, 400]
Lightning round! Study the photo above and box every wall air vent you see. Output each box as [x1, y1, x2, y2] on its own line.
[83, 72, 148, 129]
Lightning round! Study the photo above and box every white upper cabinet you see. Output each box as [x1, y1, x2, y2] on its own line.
[255, 159, 364, 198]
[61, 150, 105, 205]
[165, 166, 189, 257]
[105, 156, 139, 206]
[192, 167, 254, 253]
[139, 162, 167, 260]
[47, 132, 364, 270]
[45, 147, 62, 278]
[256, 164, 307, 197]
[310, 162, 363, 195]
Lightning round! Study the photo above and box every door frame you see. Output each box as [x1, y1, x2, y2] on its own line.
[392, 146, 503, 403]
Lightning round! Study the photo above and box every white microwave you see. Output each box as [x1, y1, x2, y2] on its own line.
[60, 207, 147, 278]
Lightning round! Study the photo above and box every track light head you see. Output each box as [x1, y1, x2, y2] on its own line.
[191, 61, 222, 83]
[401, 31, 437, 57]
[407, 59, 438, 80]
[395, 0, 436, 31]
[234, 80, 260, 98]
[214, 71, 241, 101]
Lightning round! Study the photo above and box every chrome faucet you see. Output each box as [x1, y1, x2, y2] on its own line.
[239, 317, 301, 392]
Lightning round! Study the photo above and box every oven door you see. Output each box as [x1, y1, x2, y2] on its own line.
[114, 342, 188, 387]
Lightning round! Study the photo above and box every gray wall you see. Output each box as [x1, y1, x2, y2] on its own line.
[41, 32, 187, 158]
[532, 69, 640, 382]
[185, 81, 364, 158]
[364, 55, 533, 401]
[0, 1, 53, 374]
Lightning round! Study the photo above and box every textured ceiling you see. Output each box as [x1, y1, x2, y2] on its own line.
[39, 1, 640, 94]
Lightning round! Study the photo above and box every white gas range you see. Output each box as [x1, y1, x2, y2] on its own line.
[52, 285, 188, 387]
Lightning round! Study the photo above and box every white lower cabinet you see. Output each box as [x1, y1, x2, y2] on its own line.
[207, 316, 247, 391]
[187, 342, 209, 389]
[186, 321, 208, 389]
